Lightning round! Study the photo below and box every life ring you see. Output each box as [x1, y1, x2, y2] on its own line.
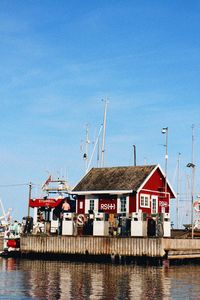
[193, 200, 200, 212]
[77, 214, 85, 226]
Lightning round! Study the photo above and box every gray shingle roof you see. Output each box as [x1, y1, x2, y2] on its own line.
[73, 165, 156, 192]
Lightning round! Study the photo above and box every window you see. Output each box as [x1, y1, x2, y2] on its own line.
[140, 194, 150, 208]
[89, 199, 94, 211]
[120, 196, 127, 212]
[151, 196, 158, 214]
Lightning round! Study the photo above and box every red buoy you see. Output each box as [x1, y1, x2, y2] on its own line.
[7, 239, 20, 248]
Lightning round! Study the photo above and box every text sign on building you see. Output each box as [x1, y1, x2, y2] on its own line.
[99, 199, 117, 213]
[159, 200, 168, 207]
[29, 198, 62, 208]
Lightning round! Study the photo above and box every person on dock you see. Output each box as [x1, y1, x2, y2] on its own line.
[59, 199, 71, 235]
[62, 199, 70, 213]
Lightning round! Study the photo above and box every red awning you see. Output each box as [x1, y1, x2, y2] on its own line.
[29, 198, 63, 208]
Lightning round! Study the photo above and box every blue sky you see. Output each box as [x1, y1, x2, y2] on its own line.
[0, 0, 199, 226]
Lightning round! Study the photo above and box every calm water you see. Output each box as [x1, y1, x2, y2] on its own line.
[0, 258, 200, 299]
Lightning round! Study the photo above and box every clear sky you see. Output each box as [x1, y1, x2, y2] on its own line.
[0, 0, 199, 227]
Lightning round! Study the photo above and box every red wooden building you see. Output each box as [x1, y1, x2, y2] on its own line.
[73, 165, 176, 216]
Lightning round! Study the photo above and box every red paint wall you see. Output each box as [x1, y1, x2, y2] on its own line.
[144, 168, 165, 191]
[77, 196, 85, 214]
[129, 194, 136, 213]
[138, 168, 170, 214]
[75, 168, 173, 215]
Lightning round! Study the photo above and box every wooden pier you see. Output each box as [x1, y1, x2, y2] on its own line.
[20, 235, 200, 263]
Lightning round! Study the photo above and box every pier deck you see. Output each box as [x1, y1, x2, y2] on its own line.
[20, 235, 200, 262]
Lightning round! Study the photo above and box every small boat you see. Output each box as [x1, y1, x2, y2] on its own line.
[0, 199, 21, 256]
[26, 175, 75, 235]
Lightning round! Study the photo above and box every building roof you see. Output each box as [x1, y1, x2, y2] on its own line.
[73, 165, 157, 192]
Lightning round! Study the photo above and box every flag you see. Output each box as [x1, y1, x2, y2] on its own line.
[42, 175, 52, 189]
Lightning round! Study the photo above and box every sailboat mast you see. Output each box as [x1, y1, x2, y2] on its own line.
[101, 99, 108, 167]
[133, 145, 136, 166]
[191, 124, 195, 238]
[186, 124, 195, 238]
[86, 124, 103, 173]
[83, 124, 90, 174]
[161, 127, 168, 195]
[176, 152, 181, 228]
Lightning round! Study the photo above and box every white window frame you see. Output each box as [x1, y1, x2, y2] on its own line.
[89, 199, 95, 211]
[85, 195, 98, 213]
[117, 196, 129, 213]
[151, 196, 158, 214]
[140, 194, 150, 208]
[120, 196, 127, 213]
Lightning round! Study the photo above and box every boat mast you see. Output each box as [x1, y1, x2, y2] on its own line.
[133, 145, 136, 166]
[86, 124, 103, 173]
[101, 99, 108, 167]
[176, 152, 181, 229]
[97, 138, 100, 167]
[186, 124, 195, 238]
[161, 127, 168, 195]
[83, 124, 90, 173]
[28, 182, 32, 218]
[191, 124, 195, 238]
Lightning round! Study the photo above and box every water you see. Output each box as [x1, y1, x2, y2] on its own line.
[0, 258, 200, 299]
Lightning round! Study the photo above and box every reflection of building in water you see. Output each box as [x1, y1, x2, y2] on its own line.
[129, 268, 143, 299]
[129, 266, 171, 299]
[15, 260, 61, 299]
[59, 269, 72, 300]
[28, 263, 60, 299]
[17, 260, 93, 300]
[5, 258, 16, 271]
[101, 265, 131, 300]
[90, 271, 103, 300]
[69, 263, 92, 299]
[3, 259, 200, 299]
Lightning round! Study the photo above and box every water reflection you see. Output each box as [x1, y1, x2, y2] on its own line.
[0, 258, 200, 299]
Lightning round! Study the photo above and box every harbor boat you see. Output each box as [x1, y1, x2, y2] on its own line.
[27, 175, 75, 235]
[2, 224, 21, 257]
[0, 199, 21, 256]
[0, 198, 12, 235]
